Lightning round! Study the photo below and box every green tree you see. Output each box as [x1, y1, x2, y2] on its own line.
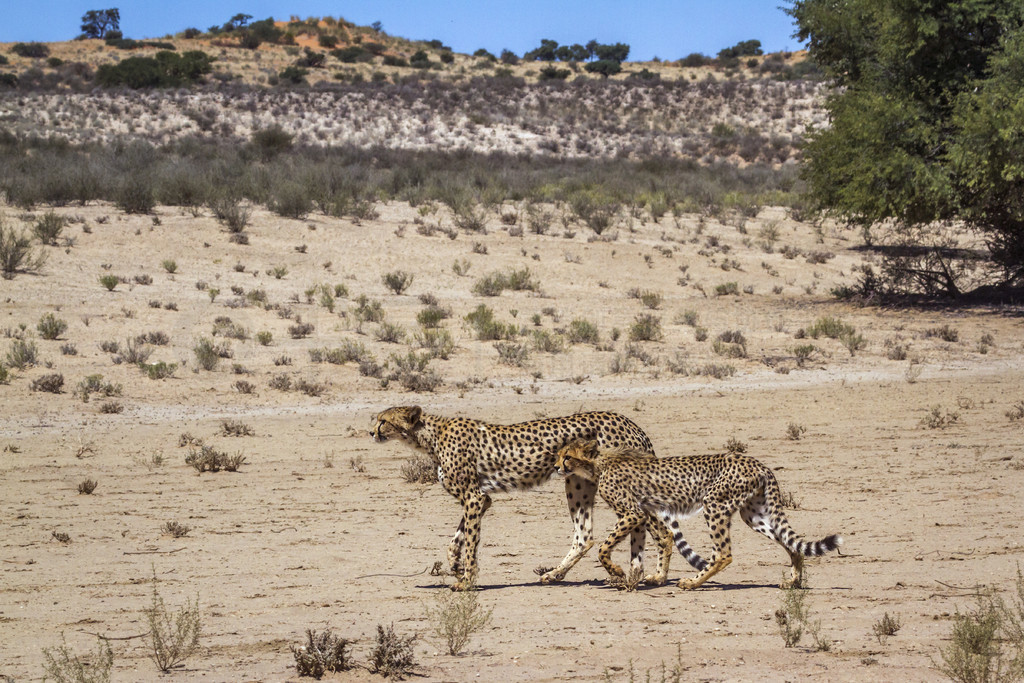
[80, 8, 120, 39]
[718, 39, 762, 59]
[525, 39, 559, 61]
[789, 0, 1024, 294]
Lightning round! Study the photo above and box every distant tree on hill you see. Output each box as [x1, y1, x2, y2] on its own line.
[593, 42, 630, 63]
[80, 8, 120, 39]
[525, 39, 559, 61]
[718, 39, 763, 59]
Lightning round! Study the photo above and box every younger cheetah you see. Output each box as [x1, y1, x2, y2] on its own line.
[556, 440, 842, 589]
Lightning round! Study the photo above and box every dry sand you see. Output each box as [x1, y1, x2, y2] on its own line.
[1, 200, 1023, 681]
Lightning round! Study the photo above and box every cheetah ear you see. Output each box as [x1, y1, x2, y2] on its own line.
[405, 405, 422, 427]
[582, 440, 599, 457]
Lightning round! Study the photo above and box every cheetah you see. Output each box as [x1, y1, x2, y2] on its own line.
[555, 440, 842, 589]
[371, 406, 703, 590]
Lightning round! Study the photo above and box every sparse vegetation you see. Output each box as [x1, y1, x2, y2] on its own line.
[425, 589, 494, 655]
[369, 624, 416, 679]
[292, 628, 353, 678]
[42, 634, 114, 683]
[145, 575, 201, 672]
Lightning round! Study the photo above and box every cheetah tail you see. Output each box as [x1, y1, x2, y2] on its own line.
[764, 472, 843, 557]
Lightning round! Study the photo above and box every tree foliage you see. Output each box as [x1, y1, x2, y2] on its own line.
[789, 0, 1024, 294]
[95, 50, 213, 88]
[80, 8, 120, 39]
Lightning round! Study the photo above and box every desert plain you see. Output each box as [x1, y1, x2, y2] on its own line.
[0, 194, 1022, 682]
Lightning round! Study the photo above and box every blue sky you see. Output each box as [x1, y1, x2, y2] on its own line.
[3, 2, 802, 61]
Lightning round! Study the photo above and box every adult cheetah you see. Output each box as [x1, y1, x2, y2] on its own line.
[556, 440, 842, 589]
[371, 406, 703, 590]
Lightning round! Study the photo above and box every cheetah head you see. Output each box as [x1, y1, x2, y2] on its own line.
[372, 405, 423, 443]
[555, 439, 599, 481]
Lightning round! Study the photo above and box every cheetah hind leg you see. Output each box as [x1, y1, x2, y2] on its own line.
[642, 516, 674, 586]
[780, 552, 805, 589]
[446, 519, 466, 578]
[679, 500, 734, 590]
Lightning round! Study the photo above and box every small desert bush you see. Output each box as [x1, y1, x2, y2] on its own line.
[388, 351, 442, 392]
[6, 338, 38, 370]
[163, 521, 191, 538]
[142, 361, 177, 380]
[425, 589, 494, 655]
[937, 567, 1024, 683]
[921, 405, 961, 430]
[793, 344, 816, 366]
[472, 268, 539, 296]
[715, 281, 740, 296]
[369, 624, 416, 679]
[566, 318, 600, 344]
[401, 454, 437, 484]
[33, 210, 65, 246]
[465, 305, 516, 341]
[374, 321, 406, 344]
[353, 295, 385, 324]
[99, 274, 119, 291]
[495, 341, 530, 366]
[775, 583, 830, 651]
[185, 444, 245, 473]
[382, 270, 414, 294]
[76, 374, 122, 402]
[289, 322, 315, 339]
[0, 223, 46, 279]
[926, 324, 960, 343]
[256, 331, 273, 346]
[712, 330, 748, 358]
[31, 373, 64, 393]
[786, 423, 807, 440]
[806, 316, 855, 340]
[193, 337, 220, 371]
[114, 338, 153, 366]
[145, 578, 201, 673]
[628, 314, 663, 342]
[37, 313, 68, 340]
[415, 328, 456, 360]
[78, 478, 98, 495]
[1007, 401, 1024, 422]
[220, 419, 254, 437]
[872, 612, 902, 645]
[292, 628, 353, 678]
[416, 304, 450, 329]
[42, 634, 114, 683]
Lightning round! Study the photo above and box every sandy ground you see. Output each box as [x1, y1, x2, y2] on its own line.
[2, 200, 1023, 681]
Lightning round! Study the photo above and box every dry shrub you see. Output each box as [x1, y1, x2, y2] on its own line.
[401, 454, 437, 484]
[146, 577, 201, 673]
[370, 624, 416, 679]
[292, 628, 353, 678]
[425, 589, 493, 655]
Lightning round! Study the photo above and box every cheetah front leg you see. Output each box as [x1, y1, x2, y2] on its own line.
[598, 512, 645, 580]
[540, 474, 596, 584]
[451, 492, 491, 591]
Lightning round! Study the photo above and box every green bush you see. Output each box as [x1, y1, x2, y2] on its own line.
[95, 50, 213, 88]
[6, 339, 39, 370]
[37, 313, 68, 340]
[0, 224, 46, 279]
[628, 314, 663, 342]
[465, 304, 516, 340]
[12, 42, 50, 58]
[566, 319, 600, 344]
[33, 210, 65, 245]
